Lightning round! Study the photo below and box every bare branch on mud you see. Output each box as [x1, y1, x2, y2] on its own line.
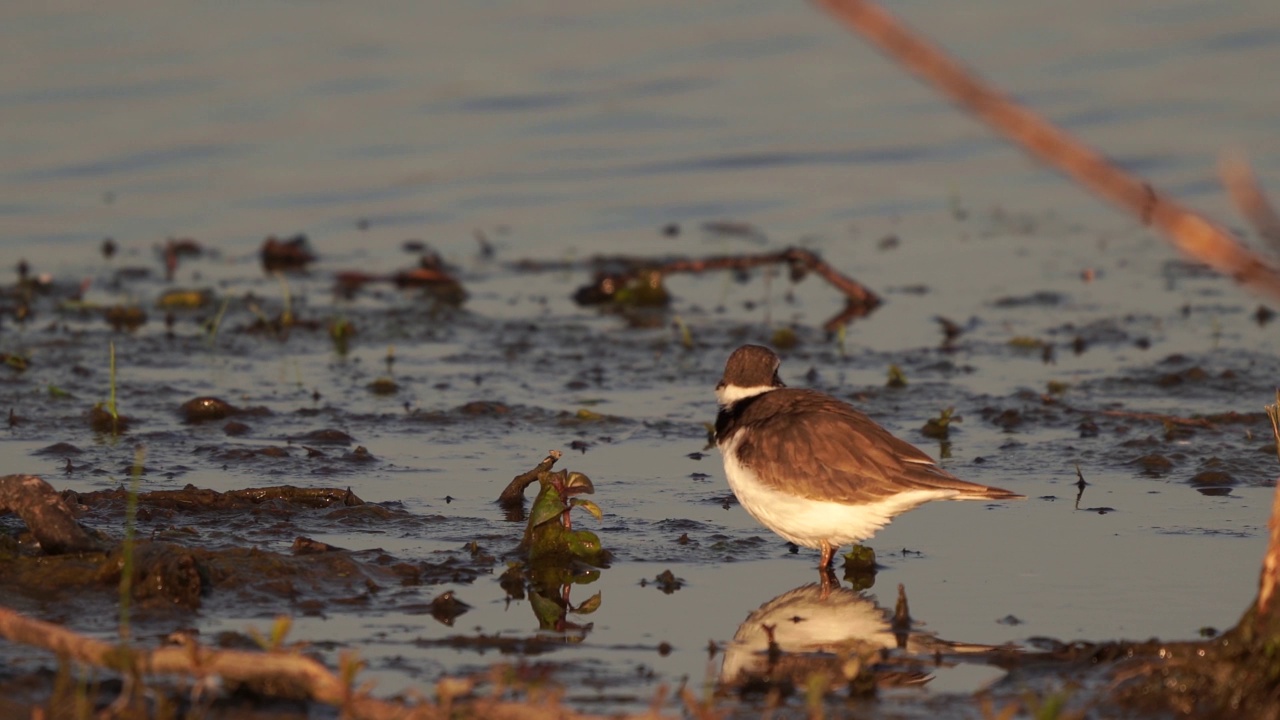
[661, 247, 882, 331]
[498, 450, 563, 508]
[0, 604, 403, 719]
[0, 604, 653, 720]
[656, 248, 880, 310]
[815, 0, 1280, 303]
[0, 474, 104, 554]
[566, 247, 881, 331]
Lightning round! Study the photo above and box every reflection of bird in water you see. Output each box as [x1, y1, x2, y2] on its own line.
[720, 583, 1004, 695]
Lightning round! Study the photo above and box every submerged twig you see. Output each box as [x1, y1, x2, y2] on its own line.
[816, 0, 1280, 303]
[656, 247, 879, 310]
[563, 247, 880, 331]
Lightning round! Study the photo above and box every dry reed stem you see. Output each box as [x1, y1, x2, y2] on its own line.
[814, 0, 1280, 626]
[1260, 393, 1280, 616]
[1260, 478, 1280, 617]
[815, 0, 1280, 302]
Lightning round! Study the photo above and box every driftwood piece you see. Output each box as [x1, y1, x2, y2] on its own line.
[660, 248, 881, 331]
[544, 246, 881, 331]
[0, 474, 103, 554]
[816, 0, 1280, 304]
[656, 248, 880, 310]
[498, 451, 562, 509]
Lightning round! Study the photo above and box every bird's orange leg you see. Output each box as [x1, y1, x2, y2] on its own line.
[818, 541, 840, 599]
[819, 540, 837, 570]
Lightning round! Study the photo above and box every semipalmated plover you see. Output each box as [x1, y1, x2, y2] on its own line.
[714, 345, 1022, 570]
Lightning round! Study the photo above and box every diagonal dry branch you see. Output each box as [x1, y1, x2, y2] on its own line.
[810, 4, 1280, 707]
[1221, 152, 1280, 248]
[815, 0, 1280, 302]
[0, 605, 405, 719]
[0, 603, 649, 720]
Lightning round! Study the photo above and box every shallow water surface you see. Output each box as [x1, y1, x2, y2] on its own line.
[3, 0, 1280, 716]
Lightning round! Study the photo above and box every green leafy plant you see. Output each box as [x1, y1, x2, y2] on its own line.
[921, 406, 956, 439]
[524, 471, 607, 566]
[887, 364, 908, 388]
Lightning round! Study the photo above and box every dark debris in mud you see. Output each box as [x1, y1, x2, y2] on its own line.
[640, 569, 684, 594]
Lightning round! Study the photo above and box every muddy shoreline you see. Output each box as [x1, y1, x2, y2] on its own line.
[1, 216, 1278, 717]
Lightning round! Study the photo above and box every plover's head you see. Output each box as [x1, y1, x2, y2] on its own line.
[716, 344, 785, 407]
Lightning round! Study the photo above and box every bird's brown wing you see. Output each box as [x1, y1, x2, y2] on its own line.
[731, 389, 1020, 503]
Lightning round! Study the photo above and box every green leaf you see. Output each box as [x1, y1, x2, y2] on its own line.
[564, 529, 603, 559]
[886, 364, 907, 388]
[570, 498, 603, 521]
[269, 616, 292, 649]
[572, 591, 602, 615]
[528, 499, 565, 529]
[528, 588, 563, 630]
[565, 472, 594, 494]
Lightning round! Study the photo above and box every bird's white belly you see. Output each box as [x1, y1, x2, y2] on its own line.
[718, 434, 955, 548]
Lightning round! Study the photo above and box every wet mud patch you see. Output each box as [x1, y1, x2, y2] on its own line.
[1, 210, 1279, 718]
[0, 483, 494, 625]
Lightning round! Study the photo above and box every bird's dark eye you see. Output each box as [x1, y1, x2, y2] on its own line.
[715, 381, 726, 390]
